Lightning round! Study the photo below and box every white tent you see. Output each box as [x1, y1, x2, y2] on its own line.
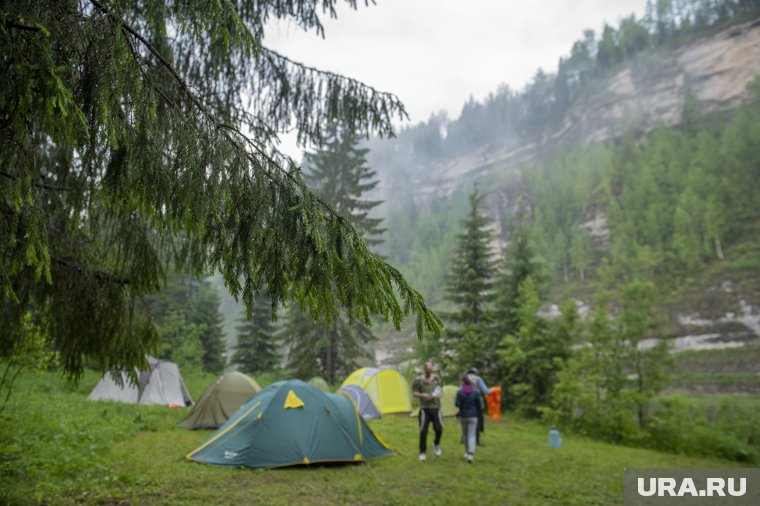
[88, 370, 139, 403]
[88, 356, 193, 407]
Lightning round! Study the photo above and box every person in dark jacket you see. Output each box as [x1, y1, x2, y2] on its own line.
[455, 373, 480, 463]
[467, 367, 491, 445]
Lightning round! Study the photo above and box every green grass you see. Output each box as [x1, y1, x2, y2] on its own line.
[0, 370, 744, 506]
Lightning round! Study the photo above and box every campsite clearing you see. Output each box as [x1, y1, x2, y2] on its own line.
[0, 370, 741, 505]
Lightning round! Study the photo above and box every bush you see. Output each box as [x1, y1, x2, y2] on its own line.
[647, 395, 759, 464]
[545, 391, 760, 464]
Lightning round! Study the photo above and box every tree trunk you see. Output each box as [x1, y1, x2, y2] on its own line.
[636, 354, 646, 428]
[324, 328, 333, 385]
[326, 321, 338, 385]
[714, 236, 724, 260]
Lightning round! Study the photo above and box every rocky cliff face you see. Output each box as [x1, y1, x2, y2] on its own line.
[418, 19, 760, 199]
[561, 18, 760, 143]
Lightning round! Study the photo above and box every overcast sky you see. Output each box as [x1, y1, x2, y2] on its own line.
[264, 0, 647, 155]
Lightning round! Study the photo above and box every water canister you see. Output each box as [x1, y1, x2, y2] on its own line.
[548, 426, 562, 448]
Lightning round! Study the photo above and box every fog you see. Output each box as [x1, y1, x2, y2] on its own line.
[264, 0, 647, 157]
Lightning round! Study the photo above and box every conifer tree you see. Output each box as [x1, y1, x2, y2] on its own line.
[233, 295, 278, 375]
[569, 227, 595, 282]
[146, 276, 226, 373]
[0, 1, 441, 380]
[303, 124, 386, 246]
[283, 125, 381, 384]
[493, 224, 545, 342]
[437, 186, 497, 377]
[157, 311, 205, 371]
[617, 281, 671, 428]
[190, 281, 227, 374]
[498, 277, 572, 416]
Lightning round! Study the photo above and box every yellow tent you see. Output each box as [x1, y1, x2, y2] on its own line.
[340, 367, 412, 414]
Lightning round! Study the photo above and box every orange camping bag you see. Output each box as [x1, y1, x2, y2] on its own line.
[485, 386, 502, 420]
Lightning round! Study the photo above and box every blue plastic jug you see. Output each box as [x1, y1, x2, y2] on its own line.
[548, 426, 562, 448]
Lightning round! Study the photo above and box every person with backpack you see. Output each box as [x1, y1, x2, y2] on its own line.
[467, 367, 491, 445]
[455, 373, 480, 463]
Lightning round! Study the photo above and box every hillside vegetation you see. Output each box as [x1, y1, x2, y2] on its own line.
[368, 13, 760, 350]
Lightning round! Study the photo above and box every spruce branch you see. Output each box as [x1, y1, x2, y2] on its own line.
[87, 0, 440, 337]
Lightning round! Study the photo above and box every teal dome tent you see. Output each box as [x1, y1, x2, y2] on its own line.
[186, 380, 392, 469]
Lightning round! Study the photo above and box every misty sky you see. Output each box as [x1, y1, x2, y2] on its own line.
[264, 0, 647, 155]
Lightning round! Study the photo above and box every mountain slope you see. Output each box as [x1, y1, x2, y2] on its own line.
[368, 16, 760, 393]
[370, 18, 760, 201]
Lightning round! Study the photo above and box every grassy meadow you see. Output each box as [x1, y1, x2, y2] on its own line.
[0, 370, 746, 506]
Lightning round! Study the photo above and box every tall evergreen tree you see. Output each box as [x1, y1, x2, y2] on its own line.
[0, 0, 440, 381]
[303, 125, 386, 246]
[157, 311, 205, 371]
[233, 295, 278, 375]
[146, 275, 225, 373]
[436, 186, 497, 377]
[569, 227, 595, 282]
[498, 277, 572, 416]
[190, 281, 227, 374]
[617, 281, 671, 428]
[493, 223, 545, 343]
[284, 125, 383, 384]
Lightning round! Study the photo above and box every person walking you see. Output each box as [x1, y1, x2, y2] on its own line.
[467, 367, 491, 445]
[455, 374, 480, 463]
[411, 361, 443, 462]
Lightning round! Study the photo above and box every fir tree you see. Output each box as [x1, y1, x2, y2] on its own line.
[617, 281, 671, 428]
[437, 186, 497, 377]
[146, 276, 226, 373]
[233, 295, 278, 375]
[284, 125, 381, 384]
[157, 311, 205, 371]
[569, 227, 595, 282]
[190, 281, 227, 374]
[493, 223, 545, 342]
[0, 1, 441, 380]
[303, 124, 385, 246]
[498, 277, 572, 416]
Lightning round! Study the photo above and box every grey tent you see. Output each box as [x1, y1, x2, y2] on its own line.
[88, 356, 193, 407]
[338, 384, 381, 419]
[178, 372, 261, 429]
